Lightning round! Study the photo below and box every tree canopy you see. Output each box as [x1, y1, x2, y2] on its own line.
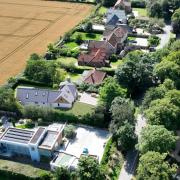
[0, 86, 21, 114]
[172, 8, 180, 34]
[53, 167, 71, 180]
[116, 122, 137, 152]
[142, 79, 175, 109]
[99, 77, 127, 109]
[24, 59, 66, 85]
[115, 51, 156, 96]
[155, 51, 180, 88]
[110, 97, 135, 133]
[137, 125, 177, 154]
[77, 156, 104, 180]
[145, 89, 180, 130]
[137, 151, 177, 180]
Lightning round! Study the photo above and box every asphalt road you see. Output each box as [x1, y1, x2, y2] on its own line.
[118, 115, 146, 180]
[157, 25, 172, 49]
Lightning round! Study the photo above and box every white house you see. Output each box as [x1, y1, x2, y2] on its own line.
[16, 80, 78, 109]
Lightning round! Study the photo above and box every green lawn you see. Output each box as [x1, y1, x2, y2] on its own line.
[66, 73, 81, 82]
[0, 159, 50, 179]
[72, 32, 102, 41]
[64, 42, 79, 49]
[15, 123, 34, 129]
[111, 60, 124, 69]
[65, 102, 95, 116]
[57, 57, 77, 66]
[98, 6, 108, 15]
[128, 36, 136, 41]
[133, 8, 148, 17]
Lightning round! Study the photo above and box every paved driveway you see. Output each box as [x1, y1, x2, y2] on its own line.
[65, 125, 110, 162]
[79, 92, 98, 106]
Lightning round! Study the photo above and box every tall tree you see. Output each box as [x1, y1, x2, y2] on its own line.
[172, 8, 180, 34]
[110, 97, 135, 133]
[137, 125, 177, 154]
[0, 86, 21, 114]
[142, 79, 175, 109]
[155, 51, 180, 88]
[77, 156, 104, 180]
[115, 51, 155, 96]
[116, 122, 137, 151]
[99, 77, 126, 109]
[137, 151, 177, 180]
[145, 90, 180, 130]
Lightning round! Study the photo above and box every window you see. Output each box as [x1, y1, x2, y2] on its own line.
[31, 147, 35, 151]
[26, 93, 29, 99]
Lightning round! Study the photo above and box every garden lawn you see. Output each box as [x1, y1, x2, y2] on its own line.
[64, 42, 79, 50]
[133, 8, 148, 17]
[111, 60, 123, 69]
[72, 32, 102, 41]
[0, 159, 50, 178]
[65, 102, 95, 116]
[66, 73, 81, 82]
[98, 6, 108, 15]
[57, 57, 77, 66]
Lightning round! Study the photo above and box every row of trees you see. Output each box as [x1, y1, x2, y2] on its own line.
[136, 40, 180, 179]
[24, 57, 67, 86]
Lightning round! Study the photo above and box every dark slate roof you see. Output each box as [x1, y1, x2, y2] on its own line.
[1, 128, 34, 144]
[106, 9, 127, 26]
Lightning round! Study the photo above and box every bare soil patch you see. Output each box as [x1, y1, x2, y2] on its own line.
[0, 0, 93, 85]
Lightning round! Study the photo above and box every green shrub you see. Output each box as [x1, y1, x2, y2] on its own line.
[64, 125, 76, 139]
[148, 35, 160, 46]
[131, 0, 146, 8]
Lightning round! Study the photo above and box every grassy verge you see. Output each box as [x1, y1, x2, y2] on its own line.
[101, 138, 124, 180]
[64, 102, 95, 116]
[0, 159, 51, 179]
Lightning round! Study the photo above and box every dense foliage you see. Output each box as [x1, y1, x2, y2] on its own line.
[115, 51, 157, 96]
[145, 89, 180, 130]
[24, 59, 66, 85]
[110, 97, 135, 132]
[171, 8, 180, 34]
[155, 51, 180, 89]
[77, 156, 104, 180]
[99, 77, 127, 109]
[0, 87, 21, 114]
[137, 125, 177, 154]
[137, 151, 177, 180]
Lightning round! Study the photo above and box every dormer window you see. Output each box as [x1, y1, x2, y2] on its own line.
[26, 93, 29, 99]
[35, 92, 38, 96]
[42, 92, 45, 96]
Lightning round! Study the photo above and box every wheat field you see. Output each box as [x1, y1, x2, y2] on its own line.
[0, 0, 93, 85]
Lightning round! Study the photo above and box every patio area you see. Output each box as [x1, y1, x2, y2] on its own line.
[62, 125, 111, 162]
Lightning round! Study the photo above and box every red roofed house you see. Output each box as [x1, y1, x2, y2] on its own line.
[82, 69, 106, 85]
[114, 0, 132, 14]
[103, 26, 128, 52]
[78, 40, 116, 68]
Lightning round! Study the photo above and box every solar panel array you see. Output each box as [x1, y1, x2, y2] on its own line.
[2, 128, 34, 144]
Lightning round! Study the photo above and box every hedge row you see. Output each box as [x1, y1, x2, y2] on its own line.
[11, 77, 52, 90]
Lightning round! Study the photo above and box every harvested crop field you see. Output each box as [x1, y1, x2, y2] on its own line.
[0, 0, 93, 85]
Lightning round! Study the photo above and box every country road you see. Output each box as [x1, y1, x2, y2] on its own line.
[118, 114, 147, 180]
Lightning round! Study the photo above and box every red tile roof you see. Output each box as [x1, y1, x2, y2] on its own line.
[83, 69, 106, 85]
[78, 48, 108, 65]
